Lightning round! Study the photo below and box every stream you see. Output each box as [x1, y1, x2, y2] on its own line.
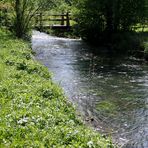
[32, 31, 148, 148]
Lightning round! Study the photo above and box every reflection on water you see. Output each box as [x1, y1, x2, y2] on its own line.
[32, 31, 148, 148]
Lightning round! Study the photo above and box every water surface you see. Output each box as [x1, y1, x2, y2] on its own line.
[32, 31, 148, 148]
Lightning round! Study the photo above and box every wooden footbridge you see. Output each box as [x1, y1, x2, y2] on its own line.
[34, 12, 72, 30]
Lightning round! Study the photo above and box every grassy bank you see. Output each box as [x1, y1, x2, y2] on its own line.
[0, 29, 114, 147]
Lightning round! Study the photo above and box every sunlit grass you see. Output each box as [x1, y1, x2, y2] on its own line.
[134, 23, 148, 32]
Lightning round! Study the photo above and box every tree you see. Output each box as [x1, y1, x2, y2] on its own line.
[51, 0, 72, 14]
[74, 0, 147, 41]
[12, 0, 54, 38]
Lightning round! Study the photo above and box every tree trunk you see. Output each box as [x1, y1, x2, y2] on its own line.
[113, 0, 121, 32]
[105, 3, 113, 33]
[15, 0, 23, 38]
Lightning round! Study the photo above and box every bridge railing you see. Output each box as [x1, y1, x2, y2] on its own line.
[34, 12, 72, 30]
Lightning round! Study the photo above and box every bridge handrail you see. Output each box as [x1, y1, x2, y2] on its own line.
[34, 12, 72, 29]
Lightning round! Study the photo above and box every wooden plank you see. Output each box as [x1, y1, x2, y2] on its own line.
[40, 18, 72, 22]
[49, 19, 68, 21]
[49, 14, 69, 16]
[34, 12, 72, 29]
[36, 14, 71, 17]
[36, 25, 71, 29]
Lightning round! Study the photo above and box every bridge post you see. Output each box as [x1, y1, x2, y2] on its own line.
[35, 14, 39, 26]
[66, 12, 70, 27]
[39, 12, 43, 30]
[61, 13, 64, 25]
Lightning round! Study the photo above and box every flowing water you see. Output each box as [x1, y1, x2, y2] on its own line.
[32, 31, 148, 148]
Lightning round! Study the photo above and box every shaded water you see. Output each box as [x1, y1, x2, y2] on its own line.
[32, 31, 148, 148]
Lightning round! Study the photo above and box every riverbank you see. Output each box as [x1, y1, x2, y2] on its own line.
[38, 27, 80, 39]
[39, 27, 148, 61]
[0, 29, 114, 147]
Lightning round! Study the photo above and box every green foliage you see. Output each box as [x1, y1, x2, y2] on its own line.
[74, 0, 148, 41]
[0, 1, 13, 27]
[0, 29, 115, 147]
[13, 0, 42, 38]
[0, 0, 55, 38]
[51, 0, 72, 13]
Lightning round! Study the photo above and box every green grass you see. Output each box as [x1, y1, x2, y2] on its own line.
[0, 29, 115, 147]
[134, 24, 148, 32]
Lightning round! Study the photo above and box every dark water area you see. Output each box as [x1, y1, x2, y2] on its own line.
[32, 31, 148, 148]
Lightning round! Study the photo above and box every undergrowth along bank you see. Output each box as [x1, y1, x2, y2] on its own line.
[0, 29, 114, 147]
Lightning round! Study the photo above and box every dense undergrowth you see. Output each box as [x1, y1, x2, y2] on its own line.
[0, 28, 114, 147]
